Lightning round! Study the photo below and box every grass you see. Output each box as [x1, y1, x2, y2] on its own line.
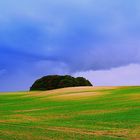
[0, 86, 140, 140]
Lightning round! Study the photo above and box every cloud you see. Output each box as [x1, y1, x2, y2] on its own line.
[0, 69, 7, 76]
[74, 64, 140, 86]
[0, 0, 140, 91]
[1, 0, 140, 70]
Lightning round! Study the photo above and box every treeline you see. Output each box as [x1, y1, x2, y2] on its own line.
[30, 75, 93, 91]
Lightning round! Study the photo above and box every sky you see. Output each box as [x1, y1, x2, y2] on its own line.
[0, 0, 140, 91]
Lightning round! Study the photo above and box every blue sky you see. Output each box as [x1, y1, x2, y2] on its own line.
[0, 0, 140, 91]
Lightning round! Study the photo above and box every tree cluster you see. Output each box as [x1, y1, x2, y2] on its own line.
[30, 75, 93, 91]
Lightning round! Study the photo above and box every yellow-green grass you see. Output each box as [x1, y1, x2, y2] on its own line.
[0, 86, 140, 140]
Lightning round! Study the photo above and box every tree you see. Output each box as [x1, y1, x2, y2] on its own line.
[30, 75, 93, 91]
[76, 77, 92, 86]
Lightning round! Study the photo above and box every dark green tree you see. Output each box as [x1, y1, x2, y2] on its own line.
[76, 77, 92, 86]
[30, 75, 93, 91]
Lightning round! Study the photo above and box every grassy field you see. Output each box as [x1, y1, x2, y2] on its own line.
[0, 86, 140, 140]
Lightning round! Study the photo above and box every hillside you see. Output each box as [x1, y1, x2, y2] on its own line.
[0, 86, 140, 140]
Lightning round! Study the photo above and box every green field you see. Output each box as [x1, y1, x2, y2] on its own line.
[0, 86, 140, 140]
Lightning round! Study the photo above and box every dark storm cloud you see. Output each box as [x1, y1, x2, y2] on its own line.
[0, 0, 140, 91]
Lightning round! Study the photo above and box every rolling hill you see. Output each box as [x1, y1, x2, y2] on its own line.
[0, 86, 140, 140]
